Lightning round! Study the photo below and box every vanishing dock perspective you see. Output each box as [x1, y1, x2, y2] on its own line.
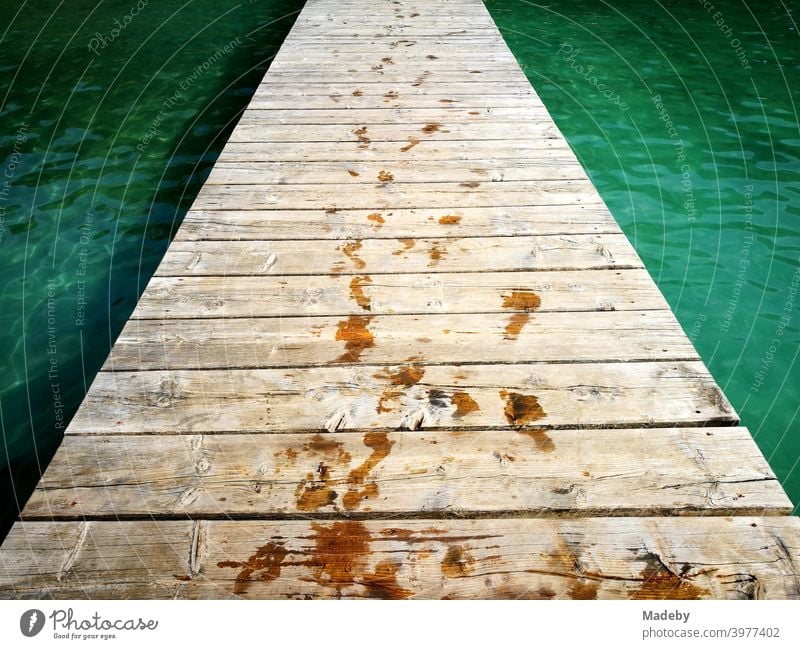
[2, 0, 798, 599]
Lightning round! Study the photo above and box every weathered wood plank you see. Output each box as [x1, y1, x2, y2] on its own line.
[247, 95, 544, 110]
[25, 428, 790, 518]
[132, 270, 668, 319]
[154, 235, 640, 276]
[217, 139, 575, 162]
[2, 518, 799, 598]
[251, 82, 533, 97]
[191, 181, 602, 211]
[174, 206, 620, 240]
[227, 122, 560, 142]
[107, 311, 695, 370]
[234, 107, 549, 125]
[66, 361, 737, 435]
[206, 159, 586, 185]
[262, 71, 529, 85]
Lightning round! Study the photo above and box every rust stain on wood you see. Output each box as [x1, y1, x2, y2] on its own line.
[375, 364, 425, 414]
[400, 137, 420, 152]
[295, 469, 338, 512]
[500, 390, 546, 427]
[568, 580, 599, 600]
[428, 241, 447, 265]
[421, 122, 440, 134]
[518, 428, 555, 453]
[347, 169, 360, 177]
[441, 546, 476, 578]
[306, 521, 412, 599]
[630, 553, 709, 600]
[392, 238, 416, 255]
[349, 275, 373, 311]
[502, 289, 541, 339]
[217, 542, 289, 595]
[452, 391, 480, 418]
[367, 212, 385, 226]
[438, 215, 462, 225]
[341, 240, 366, 269]
[384, 364, 425, 387]
[353, 126, 370, 149]
[335, 315, 375, 363]
[304, 434, 352, 465]
[342, 432, 395, 510]
[377, 170, 394, 182]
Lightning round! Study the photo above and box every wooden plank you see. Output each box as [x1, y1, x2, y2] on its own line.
[262, 71, 530, 84]
[24, 428, 790, 518]
[227, 122, 560, 142]
[251, 82, 533, 97]
[247, 95, 544, 110]
[65, 361, 737, 435]
[3, 518, 799, 598]
[174, 206, 621, 240]
[216, 139, 575, 162]
[154, 235, 639, 276]
[107, 311, 696, 370]
[234, 107, 551, 125]
[191, 181, 601, 211]
[131, 270, 669, 319]
[268, 58, 521, 73]
[206, 160, 587, 185]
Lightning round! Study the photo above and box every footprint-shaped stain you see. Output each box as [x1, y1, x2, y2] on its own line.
[502, 288, 541, 339]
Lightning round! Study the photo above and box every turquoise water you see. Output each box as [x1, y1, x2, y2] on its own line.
[0, 0, 304, 539]
[0, 0, 798, 542]
[486, 0, 800, 510]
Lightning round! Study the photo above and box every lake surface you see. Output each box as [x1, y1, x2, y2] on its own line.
[485, 0, 800, 511]
[0, 0, 797, 540]
[0, 0, 305, 539]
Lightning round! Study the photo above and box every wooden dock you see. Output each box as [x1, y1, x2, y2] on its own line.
[2, 0, 798, 599]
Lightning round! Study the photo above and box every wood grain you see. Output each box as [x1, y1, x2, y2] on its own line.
[25, 428, 790, 518]
[2, 518, 798, 599]
[131, 269, 668, 318]
[154, 235, 642, 276]
[106, 311, 697, 370]
[66, 362, 737, 434]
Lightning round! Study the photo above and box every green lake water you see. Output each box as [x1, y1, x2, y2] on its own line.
[485, 0, 800, 510]
[0, 0, 305, 539]
[0, 0, 798, 541]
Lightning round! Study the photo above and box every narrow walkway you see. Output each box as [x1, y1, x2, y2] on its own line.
[2, 0, 798, 599]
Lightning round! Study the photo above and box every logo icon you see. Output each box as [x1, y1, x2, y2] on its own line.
[20, 609, 45, 637]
